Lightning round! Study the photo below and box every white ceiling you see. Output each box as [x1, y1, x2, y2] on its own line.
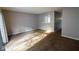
[2, 7, 62, 14]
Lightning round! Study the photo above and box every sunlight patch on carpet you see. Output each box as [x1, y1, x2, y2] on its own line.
[5, 31, 49, 51]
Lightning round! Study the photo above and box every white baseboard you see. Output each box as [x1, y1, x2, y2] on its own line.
[62, 35, 79, 41]
[12, 29, 35, 35]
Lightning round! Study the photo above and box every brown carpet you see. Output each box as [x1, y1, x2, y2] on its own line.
[27, 32, 79, 51]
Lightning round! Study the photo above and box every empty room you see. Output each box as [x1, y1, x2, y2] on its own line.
[0, 7, 79, 51]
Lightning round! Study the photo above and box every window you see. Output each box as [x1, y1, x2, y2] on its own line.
[47, 15, 51, 23]
[45, 14, 51, 23]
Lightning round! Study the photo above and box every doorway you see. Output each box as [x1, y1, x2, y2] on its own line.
[54, 11, 62, 34]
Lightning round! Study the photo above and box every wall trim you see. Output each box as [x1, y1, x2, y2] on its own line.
[11, 28, 36, 35]
[62, 35, 79, 41]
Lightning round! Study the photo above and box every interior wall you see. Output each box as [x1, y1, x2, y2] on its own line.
[38, 12, 54, 32]
[62, 7, 79, 40]
[38, 13, 49, 30]
[3, 10, 38, 35]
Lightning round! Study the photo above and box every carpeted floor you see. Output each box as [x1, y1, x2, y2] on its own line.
[6, 30, 79, 51]
[27, 31, 79, 51]
[5, 30, 48, 51]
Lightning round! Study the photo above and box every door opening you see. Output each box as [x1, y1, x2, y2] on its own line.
[54, 11, 62, 35]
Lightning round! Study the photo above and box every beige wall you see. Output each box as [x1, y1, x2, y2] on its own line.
[38, 12, 54, 32]
[62, 7, 79, 40]
[3, 10, 38, 35]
